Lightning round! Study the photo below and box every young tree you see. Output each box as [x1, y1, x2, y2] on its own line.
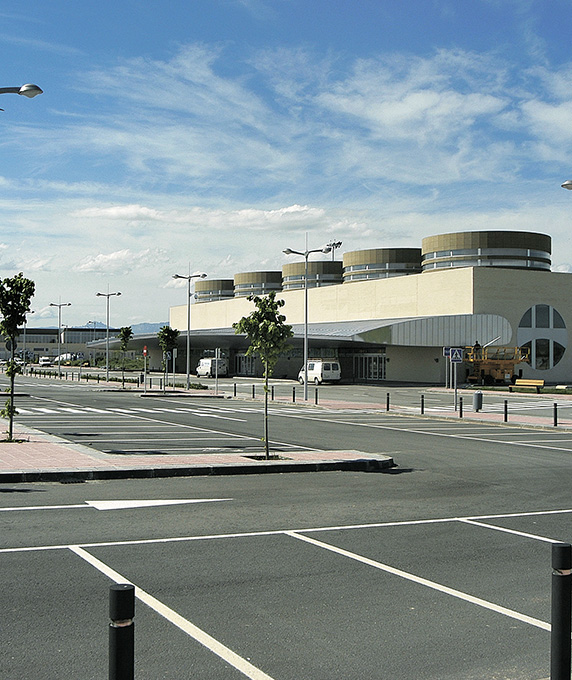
[157, 325, 180, 390]
[233, 292, 293, 459]
[0, 273, 35, 441]
[118, 326, 133, 388]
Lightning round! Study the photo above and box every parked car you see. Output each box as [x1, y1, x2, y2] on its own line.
[38, 356, 53, 367]
[298, 360, 341, 385]
[196, 357, 228, 378]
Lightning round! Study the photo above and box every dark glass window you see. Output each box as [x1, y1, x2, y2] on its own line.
[554, 309, 566, 328]
[535, 339, 550, 370]
[554, 342, 566, 367]
[536, 305, 550, 328]
[519, 308, 532, 328]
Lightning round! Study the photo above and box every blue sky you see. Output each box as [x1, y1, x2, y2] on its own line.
[3, 0, 572, 327]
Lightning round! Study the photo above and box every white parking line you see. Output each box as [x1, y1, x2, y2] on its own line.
[4, 507, 572, 554]
[286, 531, 550, 631]
[70, 546, 276, 680]
[460, 519, 560, 543]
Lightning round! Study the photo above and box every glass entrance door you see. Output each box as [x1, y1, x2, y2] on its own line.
[236, 353, 257, 376]
[353, 354, 386, 381]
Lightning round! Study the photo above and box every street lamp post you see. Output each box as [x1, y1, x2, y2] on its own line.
[0, 84, 42, 110]
[96, 291, 121, 382]
[326, 240, 343, 262]
[49, 302, 71, 378]
[172, 272, 207, 389]
[22, 310, 35, 372]
[562, 180, 572, 191]
[283, 239, 332, 401]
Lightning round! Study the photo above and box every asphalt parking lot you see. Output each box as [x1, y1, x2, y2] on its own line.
[2, 470, 565, 680]
[3, 375, 572, 678]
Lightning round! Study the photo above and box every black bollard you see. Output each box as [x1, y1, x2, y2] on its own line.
[252, 384, 255, 399]
[459, 396, 463, 418]
[386, 392, 390, 412]
[292, 386, 296, 403]
[551, 543, 571, 680]
[315, 387, 318, 405]
[504, 400, 508, 423]
[233, 383, 237, 397]
[554, 403, 558, 428]
[420, 394, 424, 415]
[109, 584, 135, 680]
[271, 385, 275, 401]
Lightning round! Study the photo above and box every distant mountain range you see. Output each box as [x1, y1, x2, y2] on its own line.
[131, 322, 169, 335]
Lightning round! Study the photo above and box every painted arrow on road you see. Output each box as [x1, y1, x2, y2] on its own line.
[0, 498, 232, 512]
[85, 498, 231, 511]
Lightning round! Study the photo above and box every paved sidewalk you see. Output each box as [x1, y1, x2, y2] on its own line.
[0, 423, 393, 483]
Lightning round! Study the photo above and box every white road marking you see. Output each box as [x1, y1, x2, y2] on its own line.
[286, 531, 550, 631]
[86, 498, 231, 511]
[17, 403, 247, 422]
[70, 546, 276, 680]
[3, 507, 572, 553]
[265, 410, 572, 452]
[460, 519, 560, 543]
[0, 498, 232, 512]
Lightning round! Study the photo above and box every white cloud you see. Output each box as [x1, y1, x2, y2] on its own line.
[74, 205, 167, 220]
[6, 41, 572, 325]
[73, 248, 169, 274]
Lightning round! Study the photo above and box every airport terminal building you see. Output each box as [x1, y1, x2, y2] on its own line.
[165, 230, 572, 384]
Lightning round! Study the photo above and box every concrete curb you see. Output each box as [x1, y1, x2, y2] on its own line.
[0, 455, 394, 483]
[0, 424, 394, 482]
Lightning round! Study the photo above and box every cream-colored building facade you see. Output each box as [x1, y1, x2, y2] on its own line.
[169, 253, 572, 384]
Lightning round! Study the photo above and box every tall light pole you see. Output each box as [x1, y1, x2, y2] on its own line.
[96, 291, 121, 382]
[172, 271, 207, 389]
[283, 238, 332, 401]
[49, 302, 71, 378]
[326, 240, 343, 262]
[22, 310, 35, 372]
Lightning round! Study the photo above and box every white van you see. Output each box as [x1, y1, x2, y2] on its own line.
[38, 356, 53, 367]
[298, 360, 341, 385]
[196, 357, 228, 378]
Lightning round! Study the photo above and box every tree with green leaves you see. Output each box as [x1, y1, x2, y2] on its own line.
[0, 273, 35, 441]
[157, 325, 180, 390]
[233, 291, 293, 459]
[118, 326, 133, 388]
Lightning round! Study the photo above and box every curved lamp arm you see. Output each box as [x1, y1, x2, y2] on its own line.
[0, 84, 43, 98]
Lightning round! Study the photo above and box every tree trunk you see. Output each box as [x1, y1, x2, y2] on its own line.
[8, 342, 15, 441]
[264, 361, 269, 459]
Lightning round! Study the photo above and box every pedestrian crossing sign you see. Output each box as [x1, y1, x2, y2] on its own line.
[450, 347, 463, 362]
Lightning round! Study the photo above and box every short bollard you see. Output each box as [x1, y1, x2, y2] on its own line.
[109, 583, 135, 680]
[504, 400, 508, 423]
[252, 384, 255, 399]
[292, 386, 296, 403]
[551, 543, 571, 680]
[233, 383, 237, 397]
[459, 396, 463, 418]
[386, 392, 390, 412]
[314, 388, 318, 405]
[420, 394, 424, 415]
[271, 385, 275, 401]
[554, 403, 558, 428]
